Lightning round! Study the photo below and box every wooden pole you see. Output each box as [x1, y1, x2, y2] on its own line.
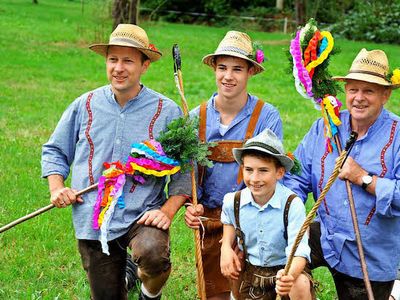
[0, 183, 99, 234]
[333, 135, 374, 300]
[172, 44, 207, 300]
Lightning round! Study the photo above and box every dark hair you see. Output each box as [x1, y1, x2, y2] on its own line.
[240, 149, 284, 169]
[212, 55, 254, 70]
[106, 46, 149, 64]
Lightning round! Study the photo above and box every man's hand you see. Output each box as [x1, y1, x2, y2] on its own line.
[137, 209, 171, 230]
[184, 204, 204, 229]
[275, 269, 295, 296]
[338, 156, 365, 185]
[50, 187, 83, 208]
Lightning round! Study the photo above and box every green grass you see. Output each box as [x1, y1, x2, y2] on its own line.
[1, 0, 400, 299]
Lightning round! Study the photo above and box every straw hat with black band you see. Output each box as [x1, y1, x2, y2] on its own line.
[233, 129, 294, 172]
[202, 31, 265, 75]
[89, 24, 162, 62]
[333, 48, 399, 89]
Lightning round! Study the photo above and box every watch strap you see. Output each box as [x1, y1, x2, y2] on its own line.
[361, 172, 374, 190]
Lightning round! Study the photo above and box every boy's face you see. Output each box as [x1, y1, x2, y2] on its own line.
[242, 155, 285, 204]
[214, 56, 254, 101]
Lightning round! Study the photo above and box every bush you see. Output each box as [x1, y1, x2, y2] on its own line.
[332, 0, 400, 44]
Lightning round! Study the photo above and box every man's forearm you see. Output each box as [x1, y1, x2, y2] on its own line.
[47, 174, 65, 193]
[161, 195, 187, 220]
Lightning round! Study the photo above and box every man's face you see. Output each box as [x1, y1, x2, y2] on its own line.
[106, 46, 149, 96]
[345, 79, 391, 128]
[214, 56, 254, 101]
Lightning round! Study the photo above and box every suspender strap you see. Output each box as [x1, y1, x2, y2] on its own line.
[236, 99, 264, 184]
[244, 99, 264, 140]
[197, 102, 208, 186]
[283, 194, 297, 241]
[234, 190, 248, 261]
[199, 102, 207, 143]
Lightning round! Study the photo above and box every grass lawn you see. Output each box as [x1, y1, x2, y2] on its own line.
[1, 0, 400, 299]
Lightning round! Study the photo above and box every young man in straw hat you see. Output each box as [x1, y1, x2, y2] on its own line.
[185, 31, 283, 299]
[221, 128, 313, 300]
[284, 48, 400, 299]
[41, 24, 191, 300]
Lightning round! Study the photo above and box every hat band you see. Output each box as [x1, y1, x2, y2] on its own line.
[110, 37, 146, 49]
[349, 70, 387, 80]
[217, 46, 251, 58]
[244, 142, 281, 155]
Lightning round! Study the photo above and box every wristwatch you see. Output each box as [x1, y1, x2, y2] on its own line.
[361, 172, 374, 190]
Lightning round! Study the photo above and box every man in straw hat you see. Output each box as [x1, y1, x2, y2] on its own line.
[221, 128, 313, 300]
[41, 24, 191, 300]
[184, 31, 283, 299]
[283, 48, 400, 299]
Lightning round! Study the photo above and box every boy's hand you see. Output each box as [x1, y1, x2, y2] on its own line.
[220, 246, 242, 280]
[275, 269, 294, 296]
[184, 204, 204, 229]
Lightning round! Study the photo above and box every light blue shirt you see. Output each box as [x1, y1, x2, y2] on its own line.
[221, 182, 310, 267]
[42, 85, 191, 241]
[283, 109, 400, 281]
[190, 93, 283, 208]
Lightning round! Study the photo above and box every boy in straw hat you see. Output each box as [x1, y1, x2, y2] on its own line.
[42, 24, 191, 300]
[184, 31, 282, 299]
[284, 48, 400, 299]
[220, 128, 314, 300]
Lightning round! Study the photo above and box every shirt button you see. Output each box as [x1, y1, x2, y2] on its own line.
[120, 113, 124, 118]
[116, 139, 121, 144]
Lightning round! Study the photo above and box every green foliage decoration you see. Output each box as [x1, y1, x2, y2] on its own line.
[157, 116, 215, 172]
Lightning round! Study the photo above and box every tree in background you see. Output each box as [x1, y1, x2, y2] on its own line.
[112, 0, 140, 29]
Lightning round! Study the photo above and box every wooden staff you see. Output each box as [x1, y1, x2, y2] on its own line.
[276, 132, 358, 300]
[0, 183, 99, 234]
[172, 44, 207, 300]
[333, 134, 374, 300]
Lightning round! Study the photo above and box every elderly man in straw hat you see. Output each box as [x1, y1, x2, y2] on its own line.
[283, 48, 400, 299]
[184, 31, 283, 299]
[41, 24, 191, 300]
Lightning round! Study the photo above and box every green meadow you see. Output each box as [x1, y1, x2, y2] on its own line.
[1, 0, 399, 299]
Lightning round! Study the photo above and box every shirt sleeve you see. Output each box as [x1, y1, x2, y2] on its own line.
[258, 104, 283, 140]
[221, 192, 235, 225]
[41, 97, 82, 180]
[285, 196, 311, 262]
[166, 104, 193, 196]
[283, 119, 322, 203]
[374, 133, 400, 217]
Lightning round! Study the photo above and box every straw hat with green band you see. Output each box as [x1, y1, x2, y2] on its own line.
[202, 31, 265, 75]
[89, 24, 162, 62]
[333, 48, 400, 89]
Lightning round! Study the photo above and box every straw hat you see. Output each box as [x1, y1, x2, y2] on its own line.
[233, 129, 294, 172]
[89, 24, 162, 62]
[202, 31, 265, 75]
[333, 48, 399, 89]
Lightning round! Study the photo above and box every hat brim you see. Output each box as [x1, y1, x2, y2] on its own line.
[333, 73, 400, 89]
[89, 43, 162, 62]
[233, 146, 294, 172]
[202, 52, 264, 75]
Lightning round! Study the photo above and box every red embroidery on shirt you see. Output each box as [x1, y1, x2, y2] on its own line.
[365, 120, 398, 225]
[85, 92, 95, 185]
[319, 149, 330, 215]
[148, 98, 163, 139]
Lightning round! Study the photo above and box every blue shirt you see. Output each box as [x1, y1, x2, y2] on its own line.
[190, 94, 283, 208]
[221, 182, 310, 267]
[283, 109, 400, 281]
[42, 85, 191, 241]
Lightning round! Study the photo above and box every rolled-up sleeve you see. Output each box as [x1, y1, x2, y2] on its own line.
[285, 197, 311, 262]
[41, 99, 81, 180]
